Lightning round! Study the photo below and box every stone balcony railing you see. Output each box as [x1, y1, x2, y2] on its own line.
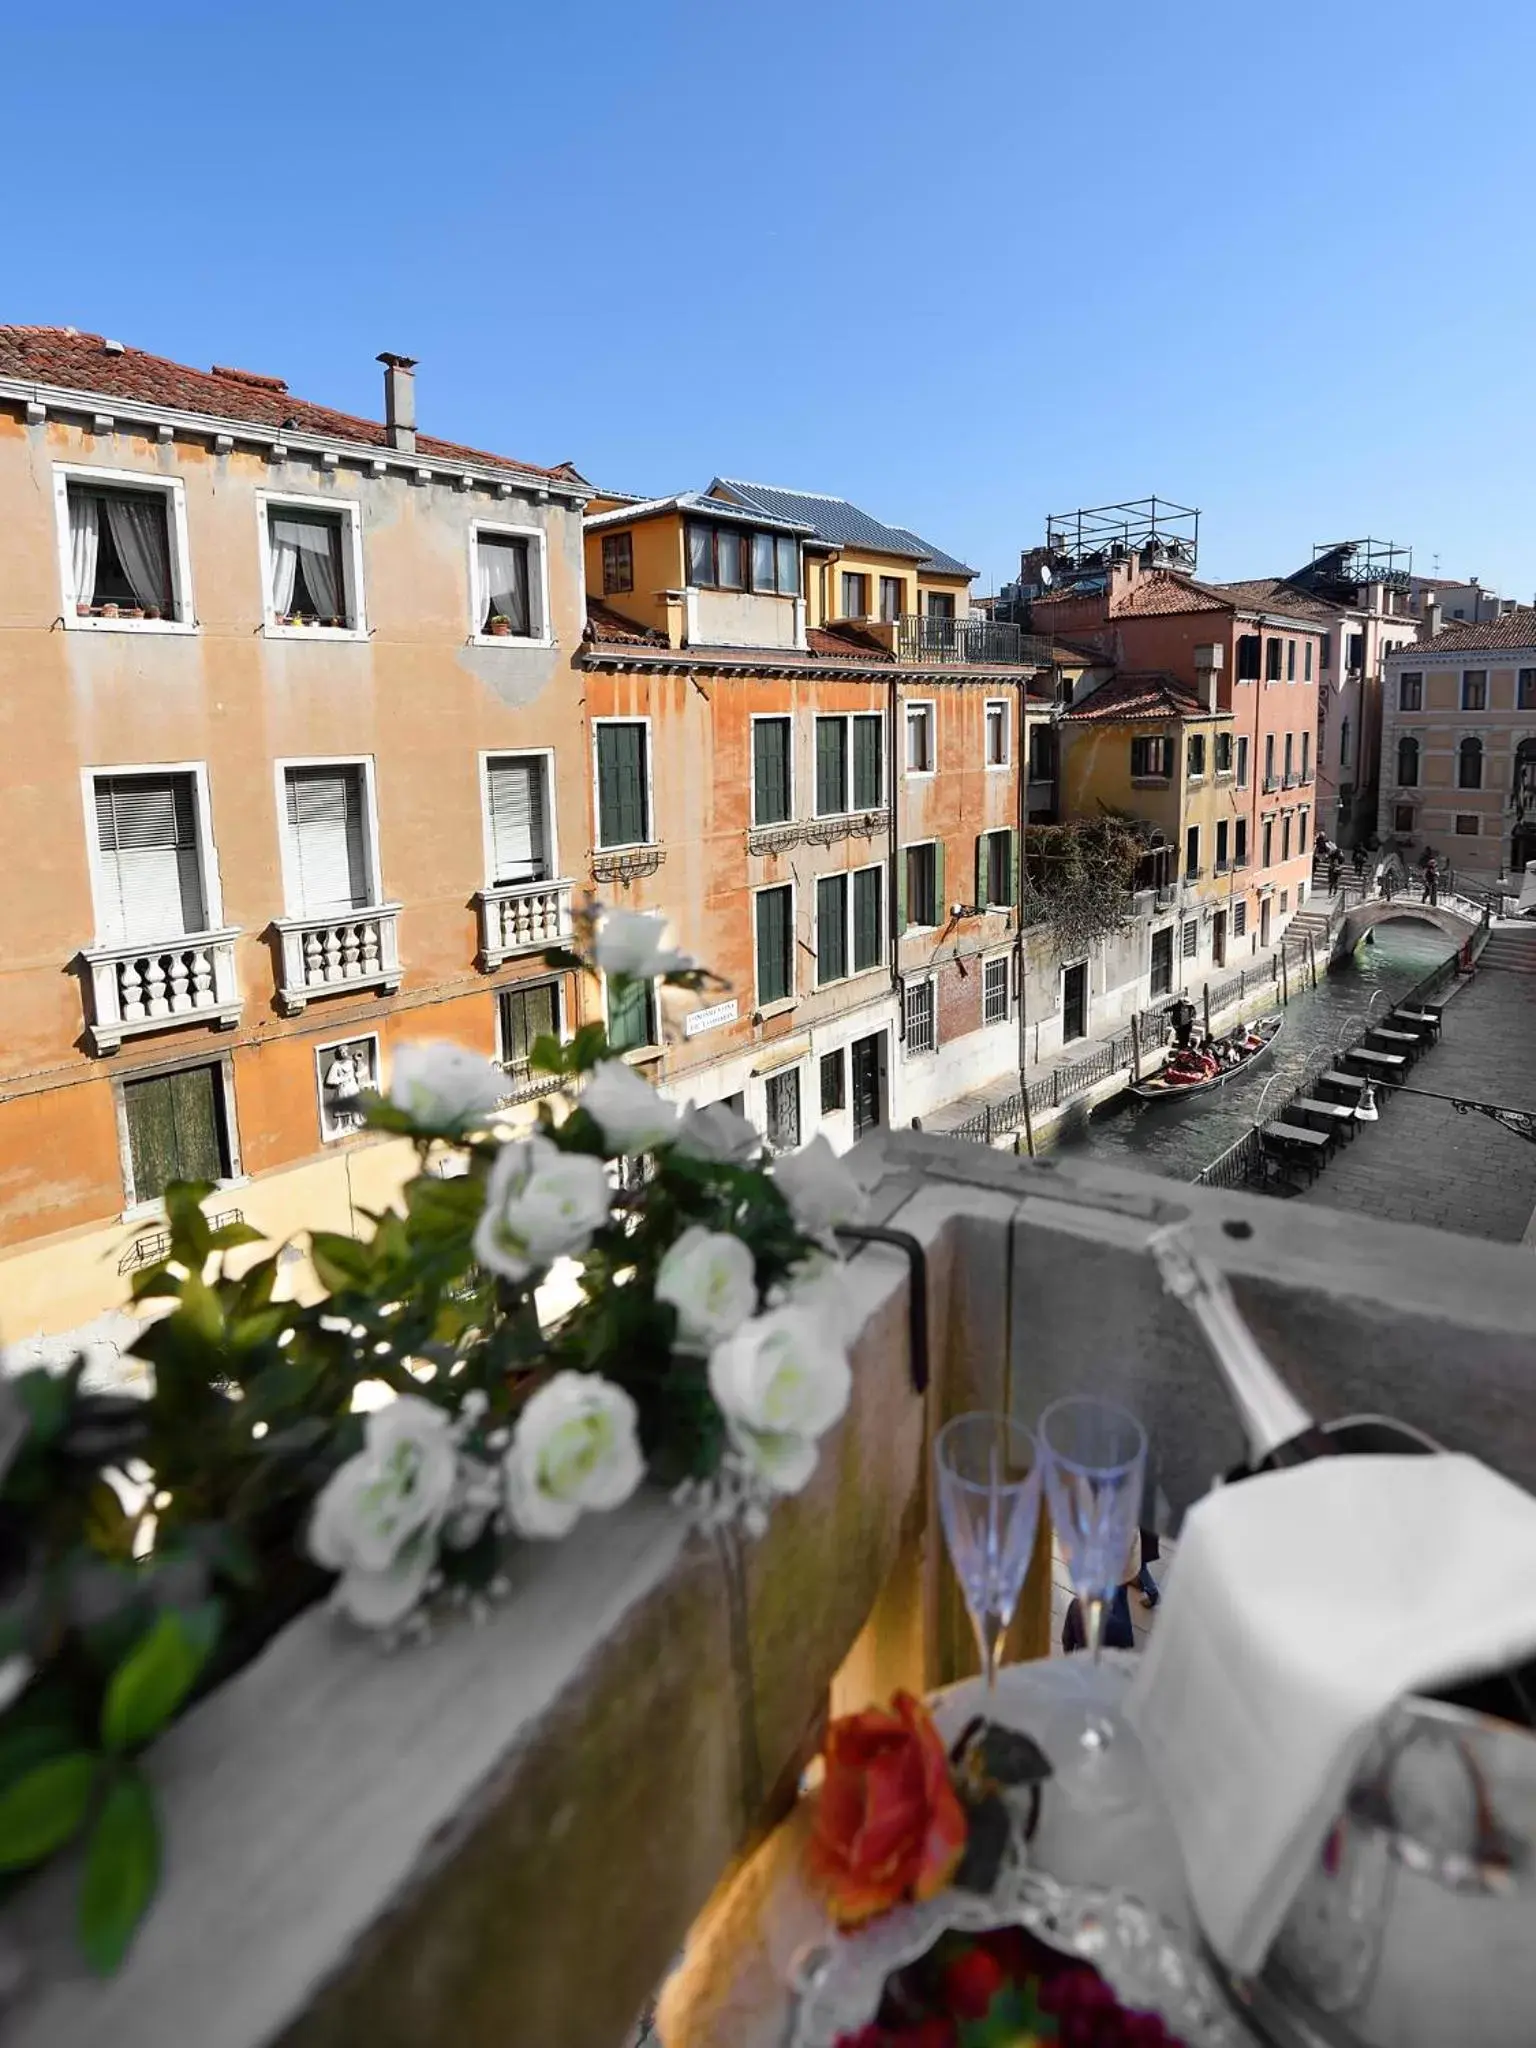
[80, 929, 242, 1054]
[272, 905, 402, 1016]
[474, 877, 574, 969]
[6, 1134, 1536, 2047]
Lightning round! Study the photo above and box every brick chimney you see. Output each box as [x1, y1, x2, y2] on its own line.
[377, 353, 418, 452]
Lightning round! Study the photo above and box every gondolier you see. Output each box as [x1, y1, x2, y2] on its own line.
[1167, 994, 1197, 1049]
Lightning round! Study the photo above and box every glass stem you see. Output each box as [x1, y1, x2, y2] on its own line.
[1084, 1593, 1106, 1669]
[972, 1609, 998, 1693]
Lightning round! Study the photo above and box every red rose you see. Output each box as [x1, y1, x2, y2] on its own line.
[943, 1943, 1006, 2019]
[807, 1691, 969, 1926]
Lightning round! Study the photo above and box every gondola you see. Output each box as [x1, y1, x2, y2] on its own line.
[1127, 1011, 1284, 1103]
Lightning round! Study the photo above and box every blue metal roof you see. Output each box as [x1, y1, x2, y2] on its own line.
[711, 479, 976, 579]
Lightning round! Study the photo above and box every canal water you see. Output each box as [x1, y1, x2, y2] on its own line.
[1056, 922, 1462, 1181]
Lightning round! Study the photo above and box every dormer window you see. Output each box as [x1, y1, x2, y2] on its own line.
[687, 521, 798, 593]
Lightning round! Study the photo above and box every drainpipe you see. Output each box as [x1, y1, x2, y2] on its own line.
[1015, 664, 1036, 1154]
[889, 669, 902, 1050]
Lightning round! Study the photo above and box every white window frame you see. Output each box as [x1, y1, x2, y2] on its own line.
[812, 712, 885, 818]
[850, 860, 886, 975]
[273, 755, 384, 918]
[54, 463, 196, 634]
[752, 878, 797, 1010]
[591, 715, 656, 851]
[81, 759, 224, 945]
[984, 698, 1010, 770]
[982, 951, 1011, 1027]
[478, 747, 559, 886]
[467, 518, 554, 650]
[903, 973, 938, 1057]
[255, 489, 368, 642]
[114, 1052, 243, 1218]
[905, 700, 936, 778]
[315, 1032, 382, 1144]
[750, 712, 796, 828]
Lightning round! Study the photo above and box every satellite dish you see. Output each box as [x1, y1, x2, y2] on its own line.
[1038, 561, 1054, 587]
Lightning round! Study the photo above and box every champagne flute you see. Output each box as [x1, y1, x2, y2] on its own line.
[934, 1412, 1043, 1692]
[1038, 1395, 1147, 1805]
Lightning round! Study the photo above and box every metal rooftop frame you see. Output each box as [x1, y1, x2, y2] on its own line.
[1044, 495, 1200, 573]
[1305, 537, 1413, 591]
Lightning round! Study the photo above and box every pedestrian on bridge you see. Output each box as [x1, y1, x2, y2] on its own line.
[1328, 848, 1343, 894]
[1352, 842, 1367, 881]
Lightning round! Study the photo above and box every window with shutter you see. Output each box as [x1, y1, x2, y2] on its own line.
[820, 1049, 845, 1114]
[905, 844, 938, 927]
[93, 773, 207, 945]
[755, 885, 793, 1005]
[986, 830, 1013, 907]
[284, 766, 370, 915]
[815, 718, 848, 815]
[123, 1063, 229, 1204]
[852, 866, 883, 971]
[752, 719, 792, 825]
[816, 874, 848, 985]
[606, 973, 656, 1052]
[498, 980, 559, 1078]
[485, 757, 551, 884]
[595, 724, 649, 848]
[852, 715, 883, 808]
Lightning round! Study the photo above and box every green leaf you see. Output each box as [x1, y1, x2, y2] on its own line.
[565, 1022, 609, 1073]
[173, 1274, 225, 1348]
[528, 1032, 568, 1075]
[164, 1182, 214, 1267]
[128, 1261, 183, 1303]
[360, 1097, 424, 1136]
[83, 1481, 135, 1561]
[539, 945, 587, 975]
[207, 1219, 265, 1252]
[404, 1175, 485, 1244]
[100, 1606, 220, 1755]
[78, 1768, 160, 1975]
[308, 1230, 374, 1294]
[11, 1366, 73, 1449]
[0, 1752, 97, 1871]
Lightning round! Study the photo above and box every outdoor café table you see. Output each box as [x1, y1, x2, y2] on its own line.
[672, 1654, 1257, 2048]
[1290, 1096, 1358, 1141]
[1343, 1047, 1406, 1074]
[1392, 1008, 1442, 1040]
[1366, 1028, 1422, 1056]
[1317, 1068, 1368, 1098]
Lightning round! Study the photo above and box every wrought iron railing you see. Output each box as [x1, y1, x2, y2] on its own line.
[894, 615, 1053, 668]
[118, 1208, 246, 1274]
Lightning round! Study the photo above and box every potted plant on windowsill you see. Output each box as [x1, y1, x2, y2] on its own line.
[323, 616, 344, 630]
[143, 605, 162, 622]
[76, 602, 91, 617]
[123, 605, 145, 621]
[487, 613, 513, 637]
[99, 602, 120, 619]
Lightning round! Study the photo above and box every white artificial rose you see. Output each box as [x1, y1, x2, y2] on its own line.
[473, 1135, 611, 1283]
[707, 1305, 852, 1496]
[308, 1395, 457, 1627]
[655, 1225, 758, 1347]
[504, 1371, 645, 1538]
[389, 1040, 506, 1130]
[0, 1655, 33, 1715]
[771, 1134, 868, 1237]
[674, 1100, 761, 1165]
[581, 1060, 680, 1153]
[592, 906, 694, 979]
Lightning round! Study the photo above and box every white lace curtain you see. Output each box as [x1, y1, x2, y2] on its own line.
[477, 536, 531, 634]
[69, 489, 172, 611]
[270, 514, 343, 621]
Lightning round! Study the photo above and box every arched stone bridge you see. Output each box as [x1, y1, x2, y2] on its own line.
[1331, 898, 1481, 961]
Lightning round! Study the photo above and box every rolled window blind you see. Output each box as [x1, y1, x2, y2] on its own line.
[285, 767, 368, 915]
[486, 758, 549, 884]
[94, 774, 206, 944]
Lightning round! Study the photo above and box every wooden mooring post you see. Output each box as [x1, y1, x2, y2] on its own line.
[1202, 982, 1211, 1039]
[1130, 1011, 1142, 1082]
[1281, 945, 1290, 1004]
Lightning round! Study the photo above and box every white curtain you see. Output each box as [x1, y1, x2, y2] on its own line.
[104, 494, 172, 611]
[70, 492, 100, 608]
[478, 536, 530, 634]
[270, 514, 343, 621]
[269, 521, 300, 617]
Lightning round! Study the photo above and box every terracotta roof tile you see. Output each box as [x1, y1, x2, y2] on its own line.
[1399, 607, 1536, 655]
[1211, 576, 1338, 623]
[807, 623, 894, 661]
[1063, 670, 1220, 723]
[584, 601, 667, 647]
[1110, 572, 1231, 618]
[0, 326, 582, 484]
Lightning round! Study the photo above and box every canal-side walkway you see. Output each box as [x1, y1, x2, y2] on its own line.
[1294, 954, 1536, 1244]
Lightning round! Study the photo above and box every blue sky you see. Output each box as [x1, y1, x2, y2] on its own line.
[6, 0, 1534, 598]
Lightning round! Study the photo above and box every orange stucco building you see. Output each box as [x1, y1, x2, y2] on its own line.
[0, 327, 591, 1338]
[578, 484, 1057, 1141]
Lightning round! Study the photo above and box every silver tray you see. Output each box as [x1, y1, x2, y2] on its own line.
[786, 1866, 1247, 2047]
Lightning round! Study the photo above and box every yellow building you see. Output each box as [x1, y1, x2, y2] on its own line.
[1059, 669, 1245, 980]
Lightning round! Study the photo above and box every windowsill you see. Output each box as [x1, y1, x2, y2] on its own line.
[65, 614, 195, 636]
[754, 998, 798, 1022]
[1215, 771, 1234, 782]
[594, 840, 661, 856]
[904, 770, 936, 781]
[984, 762, 1011, 773]
[1131, 775, 1171, 788]
[120, 1175, 249, 1227]
[618, 1045, 665, 1067]
[264, 620, 369, 643]
[470, 633, 557, 652]
[1187, 774, 1206, 786]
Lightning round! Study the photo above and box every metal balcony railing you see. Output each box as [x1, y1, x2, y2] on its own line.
[81, 928, 242, 1054]
[475, 879, 575, 970]
[894, 614, 1052, 667]
[273, 905, 402, 1016]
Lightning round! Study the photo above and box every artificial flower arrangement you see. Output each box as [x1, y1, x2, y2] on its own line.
[0, 904, 868, 1973]
[806, 1695, 1183, 2047]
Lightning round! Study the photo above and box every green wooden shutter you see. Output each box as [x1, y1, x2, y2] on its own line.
[974, 836, 985, 911]
[816, 875, 847, 984]
[852, 715, 882, 808]
[607, 973, 650, 1051]
[125, 1066, 221, 1204]
[853, 867, 881, 970]
[597, 724, 647, 847]
[934, 839, 946, 923]
[815, 719, 847, 815]
[756, 887, 790, 1004]
[897, 848, 909, 931]
[753, 720, 789, 825]
[1009, 828, 1021, 910]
